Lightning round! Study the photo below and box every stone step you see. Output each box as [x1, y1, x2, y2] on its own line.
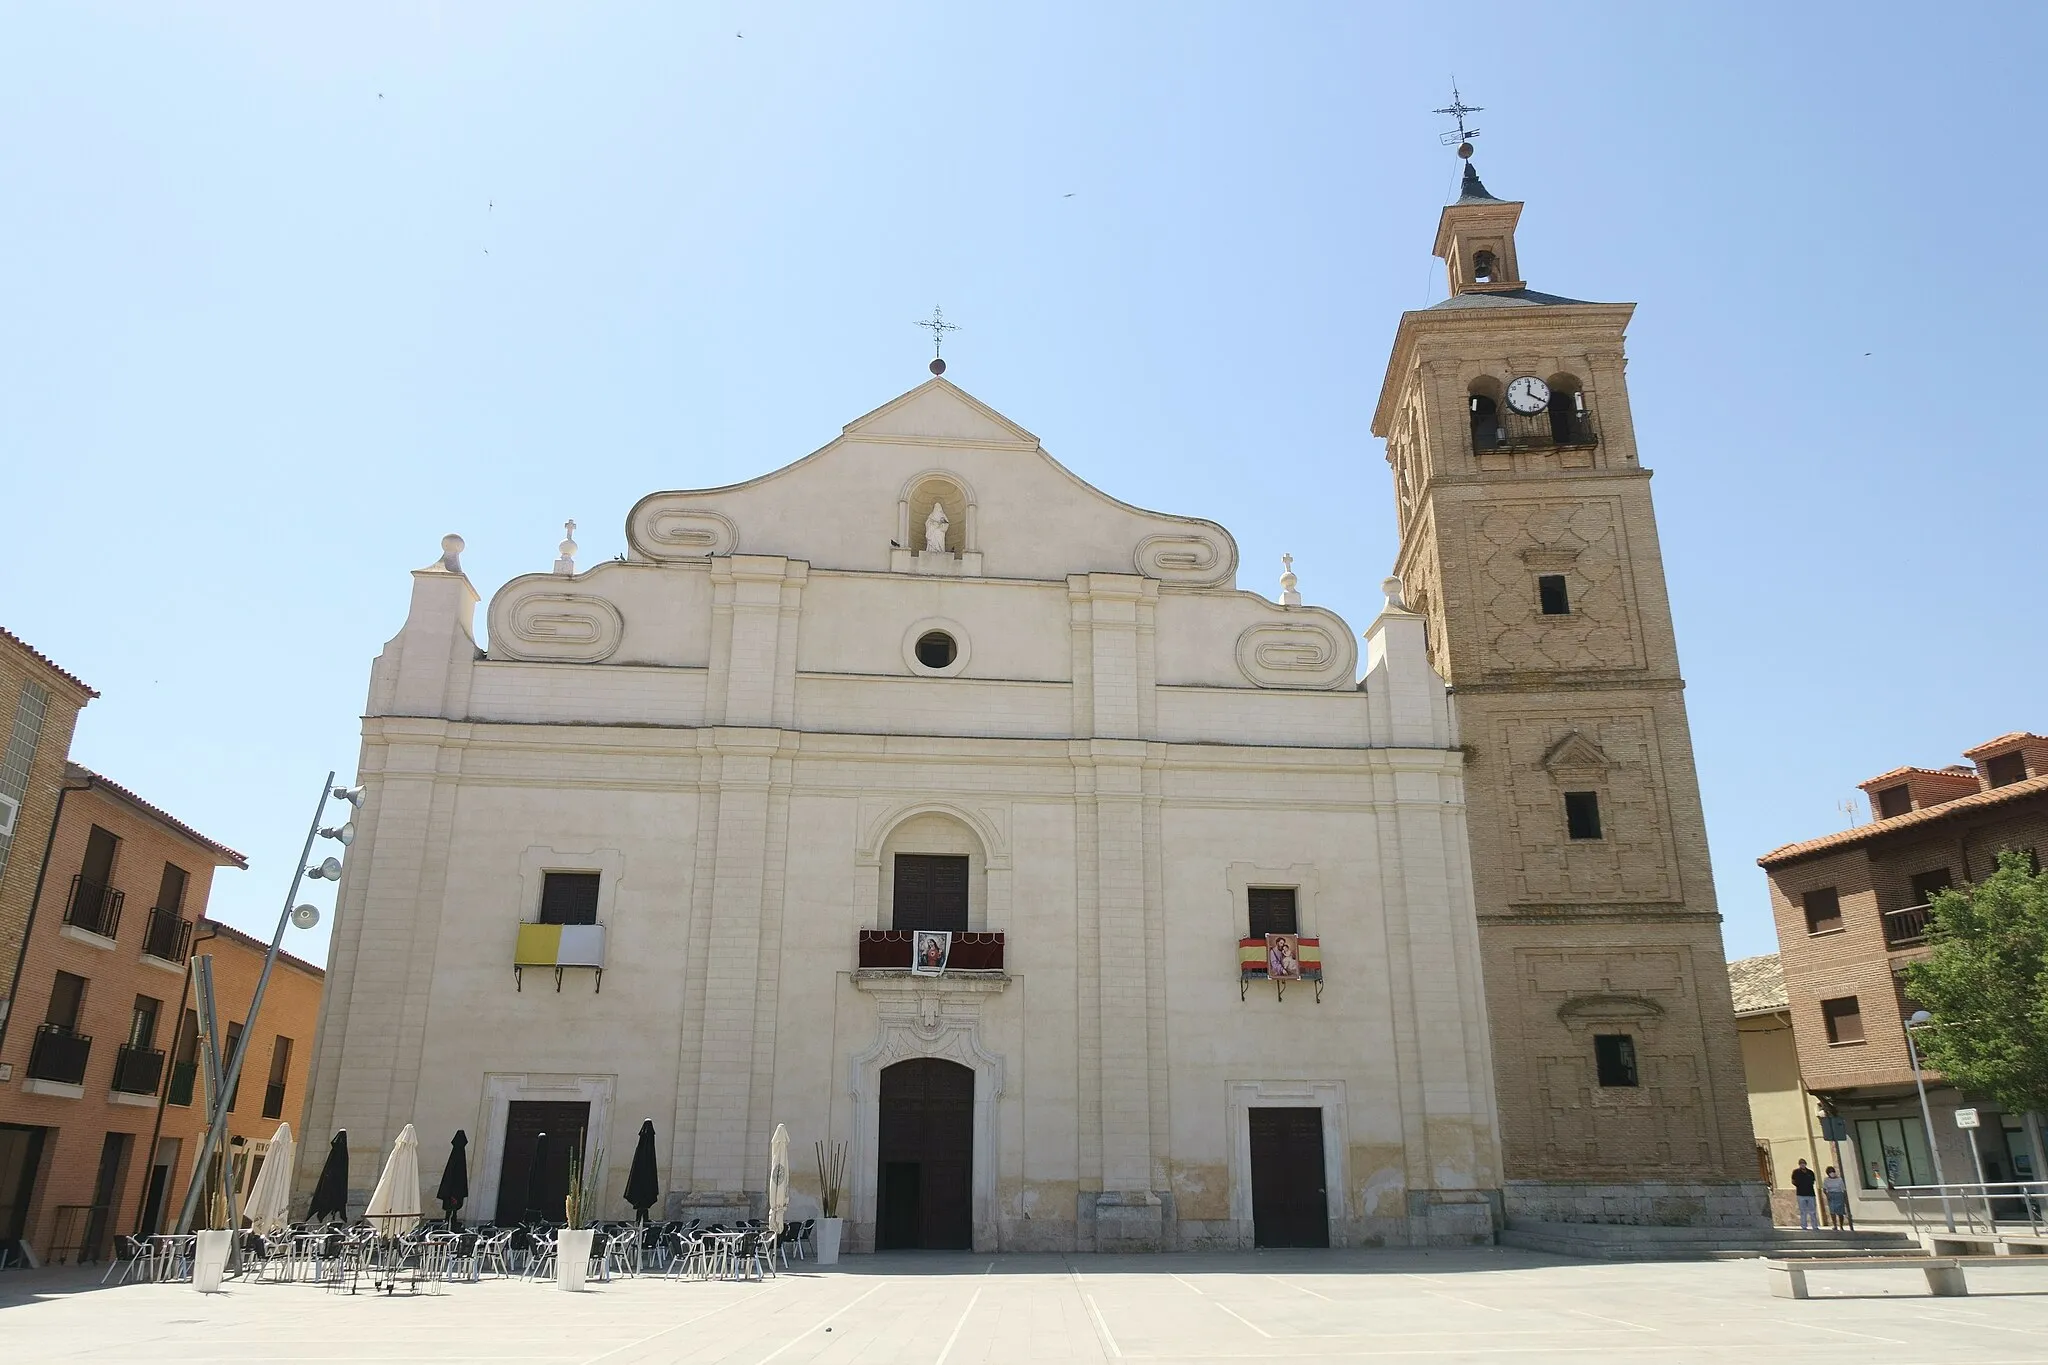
[1500, 1221, 1920, 1262]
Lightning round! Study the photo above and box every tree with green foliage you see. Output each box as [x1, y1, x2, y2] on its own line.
[1899, 849, 2048, 1117]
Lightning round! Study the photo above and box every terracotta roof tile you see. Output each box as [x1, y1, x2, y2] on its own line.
[0, 625, 98, 698]
[1728, 953, 1787, 1015]
[1760, 772, 2048, 867]
[1963, 731, 2043, 758]
[67, 762, 248, 867]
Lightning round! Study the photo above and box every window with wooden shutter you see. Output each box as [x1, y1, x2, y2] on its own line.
[1802, 887, 1842, 934]
[1247, 887, 1299, 938]
[892, 854, 969, 932]
[1821, 996, 1864, 1045]
[539, 872, 600, 925]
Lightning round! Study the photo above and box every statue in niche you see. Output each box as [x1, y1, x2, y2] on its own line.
[923, 501, 950, 554]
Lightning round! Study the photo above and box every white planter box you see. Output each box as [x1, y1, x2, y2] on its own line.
[192, 1230, 233, 1293]
[815, 1217, 843, 1265]
[556, 1227, 594, 1291]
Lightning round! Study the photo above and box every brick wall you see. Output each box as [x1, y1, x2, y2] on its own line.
[0, 632, 93, 1037]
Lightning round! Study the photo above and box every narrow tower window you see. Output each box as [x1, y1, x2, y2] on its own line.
[1537, 574, 1571, 615]
[1594, 1034, 1638, 1087]
[1564, 791, 1603, 840]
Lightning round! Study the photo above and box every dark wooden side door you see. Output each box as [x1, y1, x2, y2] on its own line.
[877, 1059, 973, 1249]
[892, 855, 969, 932]
[495, 1101, 589, 1224]
[1249, 1107, 1328, 1248]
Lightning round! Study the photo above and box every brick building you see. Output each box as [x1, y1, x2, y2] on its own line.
[1758, 732, 2048, 1223]
[0, 629, 96, 1044]
[0, 763, 319, 1263]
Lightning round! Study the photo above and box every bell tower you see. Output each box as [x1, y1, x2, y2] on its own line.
[1372, 140, 1763, 1227]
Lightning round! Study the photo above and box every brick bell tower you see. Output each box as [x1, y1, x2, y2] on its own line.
[1371, 141, 1763, 1226]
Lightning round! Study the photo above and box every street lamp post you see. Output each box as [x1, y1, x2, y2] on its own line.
[174, 771, 353, 1237]
[1904, 1010, 1955, 1233]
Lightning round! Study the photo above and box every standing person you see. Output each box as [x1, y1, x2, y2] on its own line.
[1790, 1158, 1819, 1231]
[1822, 1166, 1854, 1231]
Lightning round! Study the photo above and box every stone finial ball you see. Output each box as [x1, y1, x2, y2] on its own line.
[442, 534, 466, 555]
[929, 357, 947, 376]
[1381, 575, 1407, 609]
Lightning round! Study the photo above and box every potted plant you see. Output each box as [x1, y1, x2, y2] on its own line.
[557, 1139, 604, 1291]
[814, 1140, 847, 1265]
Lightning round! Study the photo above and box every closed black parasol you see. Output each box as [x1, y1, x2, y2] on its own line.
[623, 1120, 660, 1224]
[525, 1130, 553, 1222]
[435, 1130, 470, 1229]
[308, 1130, 350, 1222]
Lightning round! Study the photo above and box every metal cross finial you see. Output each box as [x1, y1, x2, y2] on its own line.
[914, 306, 959, 359]
[1434, 82, 1483, 148]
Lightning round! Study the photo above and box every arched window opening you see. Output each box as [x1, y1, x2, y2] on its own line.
[1548, 379, 1590, 445]
[1472, 250, 1497, 284]
[1469, 393, 1503, 453]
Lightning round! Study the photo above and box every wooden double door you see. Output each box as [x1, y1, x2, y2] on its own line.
[495, 1100, 590, 1224]
[1249, 1107, 1329, 1248]
[876, 1058, 973, 1249]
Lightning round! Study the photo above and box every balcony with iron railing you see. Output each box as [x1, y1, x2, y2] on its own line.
[63, 876, 123, 940]
[27, 1023, 93, 1086]
[856, 929, 1006, 973]
[142, 905, 191, 962]
[1471, 407, 1598, 456]
[166, 1059, 197, 1106]
[111, 1043, 166, 1095]
[1884, 903, 1935, 949]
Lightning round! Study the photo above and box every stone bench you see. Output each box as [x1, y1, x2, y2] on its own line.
[1767, 1256, 1969, 1299]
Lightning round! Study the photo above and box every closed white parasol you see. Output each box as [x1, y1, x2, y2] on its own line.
[364, 1123, 422, 1234]
[767, 1123, 790, 1235]
[244, 1122, 296, 1235]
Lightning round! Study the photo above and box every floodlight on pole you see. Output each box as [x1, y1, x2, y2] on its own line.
[176, 770, 344, 1237]
[319, 822, 356, 846]
[1904, 1010, 1955, 1232]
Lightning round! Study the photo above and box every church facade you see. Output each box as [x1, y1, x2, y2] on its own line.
[298, 378, 1502, 1251]
[300, 161, 1763, 1249]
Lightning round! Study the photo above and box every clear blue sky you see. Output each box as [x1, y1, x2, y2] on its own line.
[6, 3, 2043, 964]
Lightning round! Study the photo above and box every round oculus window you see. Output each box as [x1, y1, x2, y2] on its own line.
[914, 631, 958, 669]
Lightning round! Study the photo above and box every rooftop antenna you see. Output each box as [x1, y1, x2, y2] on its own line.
[914, 306, 959, 376]
[1837, 797, 1859, 829]
[1433, 82, 1483, 158]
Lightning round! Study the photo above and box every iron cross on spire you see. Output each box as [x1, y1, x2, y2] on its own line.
[914, 306, 960, 375]
[1433, 83, 1483, 149]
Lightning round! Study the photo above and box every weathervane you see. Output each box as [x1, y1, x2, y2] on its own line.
[914, 306, 959, 376]
[1433, 82, 1483, 157]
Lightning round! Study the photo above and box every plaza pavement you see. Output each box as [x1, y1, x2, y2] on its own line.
[2, 1247, 2046, 1364]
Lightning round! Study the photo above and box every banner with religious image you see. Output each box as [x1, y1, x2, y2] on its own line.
[911, 930, 952, 976]
[1264, 932, 1303, 982]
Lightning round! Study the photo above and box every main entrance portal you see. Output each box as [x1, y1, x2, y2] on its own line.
[876, 1058, 973, 1249]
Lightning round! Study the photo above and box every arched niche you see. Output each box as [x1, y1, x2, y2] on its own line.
[896, 470, 978, 566]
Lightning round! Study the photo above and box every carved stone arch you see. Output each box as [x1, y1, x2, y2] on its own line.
[857, 799, 1010, 869]
[846, 978, 1007, 1251]
[855, 800, 1012, 935]
[896, 468, 978, 555]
